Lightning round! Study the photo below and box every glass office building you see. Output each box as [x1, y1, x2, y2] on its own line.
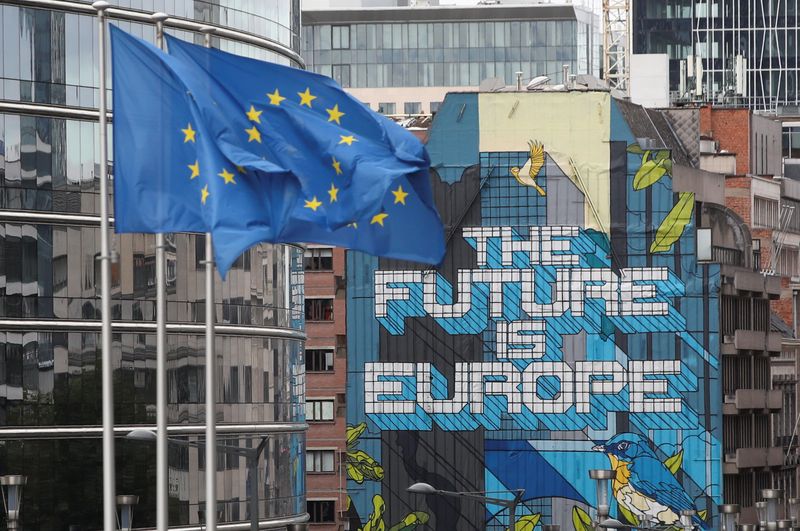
[302, 4, 599, 113]
[0, 1, 307, 529]
[633, 0, 800, 113]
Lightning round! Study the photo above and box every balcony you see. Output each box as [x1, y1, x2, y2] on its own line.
[733, 329, 783, 353]
[731, 269, 781, 297]
[723, 447, 784, 472]
[734, 389, 782, 410]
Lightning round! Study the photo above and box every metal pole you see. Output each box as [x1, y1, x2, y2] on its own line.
[248, 454, 258, 531]
[201, 25, 217, 531]
[92, 2, 116, 530]
[152, 13, 170, 531]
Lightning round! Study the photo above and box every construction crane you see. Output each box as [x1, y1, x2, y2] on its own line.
[602, 0, 630, 92]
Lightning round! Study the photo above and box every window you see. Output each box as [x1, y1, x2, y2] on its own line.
[430, 101, 442, 113]
[332, 64, 351, 88]
[307, 500, 336, 523]
[304, 248, 333, 271]
[305, 298, 334, 321]
[753, 197, 780, 228]
[378, 102, 396, 115]
[332, 25, 350, 49]
[307, 449, 336, 473]
[404, 101, 422, 115]
[306, 348, 334, 372]
[306, 399, 335, 421]
[778, 247, 799, 277]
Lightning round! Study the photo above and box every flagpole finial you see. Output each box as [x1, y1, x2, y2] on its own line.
[92, 1, 110, 11]
[151, 12, 169, 22]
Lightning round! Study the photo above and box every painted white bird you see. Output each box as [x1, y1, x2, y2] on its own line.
[510, 140, 546, 196]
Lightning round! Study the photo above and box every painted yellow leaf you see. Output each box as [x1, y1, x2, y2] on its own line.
[508, 513, 540, 531]
[633, 158, 668, 190]
[363, 495, 387, 531]
[617, 504, 640, 526]
[572, 506, 593, 531]
[650, 192, 695, 253]
[347, 422, 368, 448]
[664, 449, 683, 475]
[346, 449, 384, 484]
[698, 510, 708, 523]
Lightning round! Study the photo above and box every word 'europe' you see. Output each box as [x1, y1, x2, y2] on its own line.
[365, 227, 695, 431]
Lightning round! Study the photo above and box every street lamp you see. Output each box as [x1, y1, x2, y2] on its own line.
[788, 498, 800, 528]
[127, 429, 270, 530]
[407, 482, 525, 530]
[116, 495, 139, 531]
[757, 502, 769, 530]
[719, 504, 740, 531]
[589, 470, 614, 521]
[0, 475, 27, 530]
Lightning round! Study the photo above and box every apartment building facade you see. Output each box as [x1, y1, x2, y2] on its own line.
[304, 247, 348, 530]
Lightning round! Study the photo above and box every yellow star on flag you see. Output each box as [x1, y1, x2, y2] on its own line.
[328, 183, 339, 203]
[370, 212, 388, 226]
[201, 185, 210, 204]
[181, 123, 196, 143]
[339, 135, 357, 146]
[267, 88, 285, 106]
[246, 105, 262, 123]
[218, 168, 236, 185]
[236, 165, 247, 174]
[188, 160, 200, 180]
[297, 87, 317, 107]
[392, 185, 409, 205]
[326, 104, 345, 125]
[332, 157, 343, 175]
[304, 196, 323, 211]
[245, 125, 262, 143]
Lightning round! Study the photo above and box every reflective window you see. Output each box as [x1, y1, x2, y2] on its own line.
[305, 298, 334, 321]
[378, 102, 396, 115]
[306, 398, 334, 421]
[331, 24, 350, 49]
[304, 247, 333, 271]
[404, 101, 422, 115]
[307, 449, 336, 473]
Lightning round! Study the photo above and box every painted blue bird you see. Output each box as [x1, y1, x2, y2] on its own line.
[593, 433, 710, 529]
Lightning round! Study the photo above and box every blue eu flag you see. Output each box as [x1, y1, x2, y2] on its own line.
[111, 27, 445, 275]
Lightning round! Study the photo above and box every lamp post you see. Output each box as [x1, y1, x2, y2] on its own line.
[407, 482, 524, 531]
[788, 498, 800, 529]
[0, 475, 27, 530]
[720, 504, 740, 531]
[763, 489, 784, 531]
[127, 429, 269, 530]
[589, 470, 614, 522]
[757, 502, 770, 531]
[116, 495, 139, 531]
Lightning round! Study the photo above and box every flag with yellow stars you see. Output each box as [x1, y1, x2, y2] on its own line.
[111, 27, 444, 275]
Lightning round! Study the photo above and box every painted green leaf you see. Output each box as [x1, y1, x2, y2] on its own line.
[633, 158, 668, 190]
[664, 449, 684, 475]
[617, 504, 640, 526]
[347, 422, 367, 448]
[650, 192, 695, 253]
[508, 513, 541, 531]
[654, 149, 671, 162]
[626, 143, 645, 154]
[572, 506, 593, 531]
[389, 511, 430, 531]
[346, 449, 384, 484]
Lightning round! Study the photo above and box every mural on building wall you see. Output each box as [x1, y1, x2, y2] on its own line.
[346, 92, 721, 531]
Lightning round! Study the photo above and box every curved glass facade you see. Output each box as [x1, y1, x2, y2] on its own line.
[0, 1, 305, 529]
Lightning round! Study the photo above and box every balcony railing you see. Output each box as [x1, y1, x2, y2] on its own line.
[713, 245, 744, 267]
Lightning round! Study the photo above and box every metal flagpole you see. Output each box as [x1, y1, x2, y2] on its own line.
[200, 25, 218, 531]
[152, 13, 170, 531]
[91, 2, 116, 530]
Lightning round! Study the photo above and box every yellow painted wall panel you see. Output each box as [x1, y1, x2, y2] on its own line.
[478, 92, 611, 233]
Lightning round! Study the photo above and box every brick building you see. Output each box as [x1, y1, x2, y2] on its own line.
[304, 247, 348, 530]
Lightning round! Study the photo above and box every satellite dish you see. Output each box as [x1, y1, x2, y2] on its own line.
[526, 75, 550, 90]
